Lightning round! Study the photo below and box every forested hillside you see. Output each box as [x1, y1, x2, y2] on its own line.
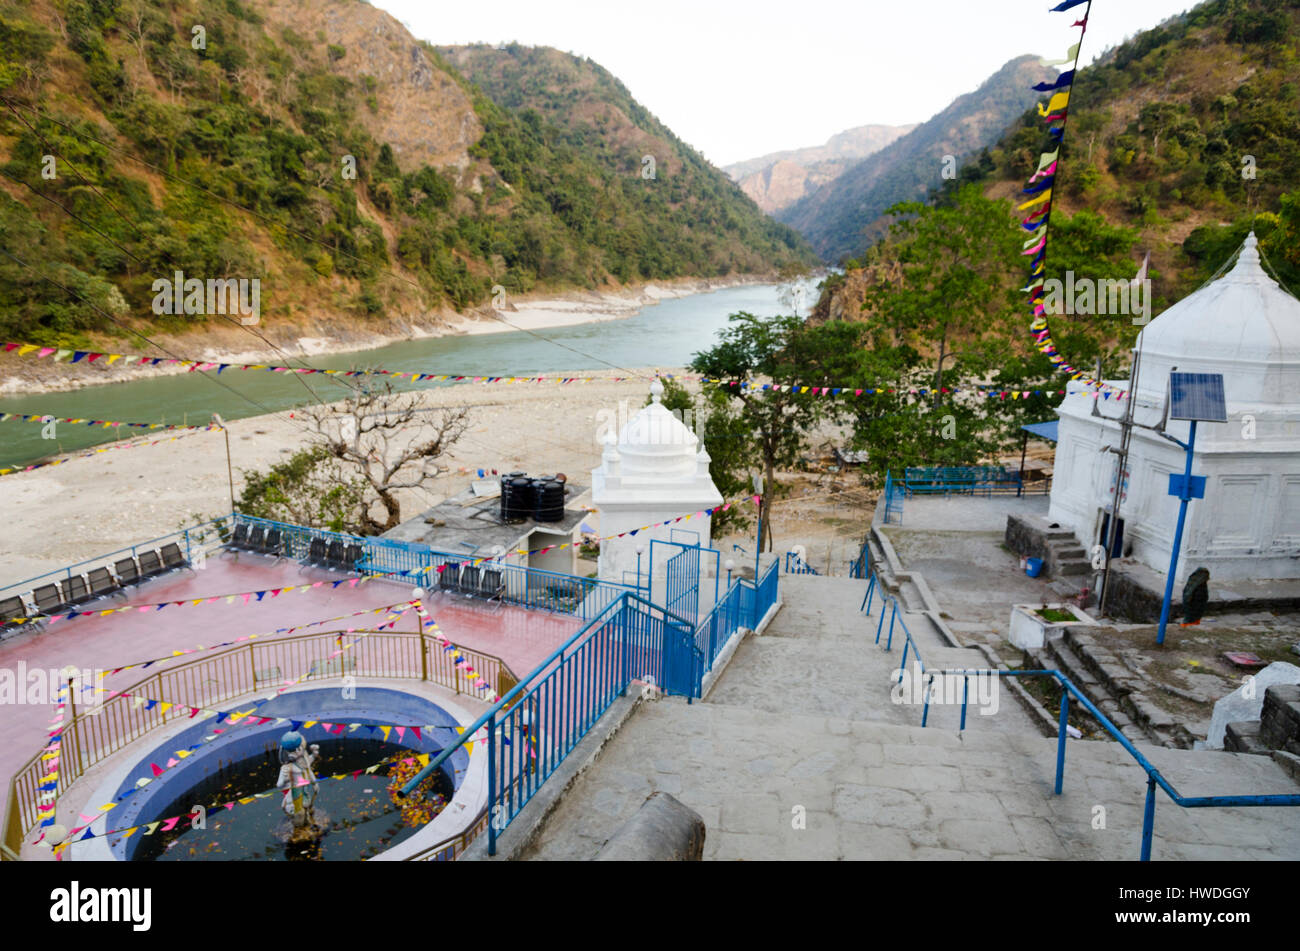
[0, 0, 814, 348]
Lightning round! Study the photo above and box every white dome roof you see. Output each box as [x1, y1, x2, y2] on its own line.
[1135, 233, 1300, 407]
[617, 400, 699, 481]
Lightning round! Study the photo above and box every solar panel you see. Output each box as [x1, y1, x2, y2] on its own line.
[1168, 372, 1227, 422]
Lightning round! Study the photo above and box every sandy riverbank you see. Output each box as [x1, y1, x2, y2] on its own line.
[0, 274, 774, 397]
[0, 371, 676, 582]
[0, 362, 882, 587]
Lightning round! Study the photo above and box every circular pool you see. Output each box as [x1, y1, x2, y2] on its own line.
[83, 687, 479, 861]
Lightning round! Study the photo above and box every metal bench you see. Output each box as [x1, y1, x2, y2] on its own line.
[246, 526, 266, 553]
[460, 565, 482, 597]
[160, 542, 186, 571]
[307, 538, 329, 567]
[440, 563, 462, 594]
[343, 544, 362, 571]
[1, 595, 29, 632]
[32, 584, 66, 616]
[60, 575, 93, 607]
[115, 556, 141, 586]
[479, 568, 506, 601]
[263, 528, 284, 557]
[138, 549, 165, 579]
[326, 541, 346, 570]
[86, 566, 120, 599]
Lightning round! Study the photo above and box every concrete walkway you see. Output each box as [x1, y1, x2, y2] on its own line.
[522, 698, 1300, 861]
[522, 573, 1300, 860]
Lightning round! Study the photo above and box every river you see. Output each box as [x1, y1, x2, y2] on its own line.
[1, 278, 821, 469]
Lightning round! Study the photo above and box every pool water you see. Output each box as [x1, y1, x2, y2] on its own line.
[131, 738, 455, 861]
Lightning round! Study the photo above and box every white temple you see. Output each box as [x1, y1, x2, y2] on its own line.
[591, 380, 723, 586]
[1048, 234, 1300, 583]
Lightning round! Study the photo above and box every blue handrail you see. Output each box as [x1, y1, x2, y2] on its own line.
[860, 568, 1300, 859]
[0, 515, 234, 600]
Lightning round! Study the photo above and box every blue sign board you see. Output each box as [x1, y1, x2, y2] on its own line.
[1167, 473, 1207, 500]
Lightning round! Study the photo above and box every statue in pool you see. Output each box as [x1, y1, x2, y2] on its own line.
[276, 731, 321, 841]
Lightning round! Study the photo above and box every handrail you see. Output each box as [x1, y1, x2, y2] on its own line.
[2, 626, 516, 860]
[931, 667, 1300, 860]
[0, 515, 233, 600]
[396, 592, 632, 798]
[861, 567, 1300, 859]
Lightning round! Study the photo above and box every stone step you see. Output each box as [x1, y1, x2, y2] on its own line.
[1054, 547, 1087, 560]
[523, 696, 1300, 861]
[1225, 720, 1269, 755]
[1055, 558, 1092, 577]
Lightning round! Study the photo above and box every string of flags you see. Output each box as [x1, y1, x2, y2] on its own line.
[49, 603, 505, 855]
[2, 340, 1094, 403]
[44, 606, 411, 854]
[1019, 1, 1127, 400]
[374, 494, 765, 579]
[695, 377, 1068, 401]
[4, 575, 375, 628]
[1, 342, 639, 387]
[53, 749, 456, 854]
[0, 424, 223, 478]
[0, 411, 209, 434]
[414, 598, 502, 705]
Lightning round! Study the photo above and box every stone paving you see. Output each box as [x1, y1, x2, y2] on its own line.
[523, 571, 1300, 860]
[523, 700, 1300, 861]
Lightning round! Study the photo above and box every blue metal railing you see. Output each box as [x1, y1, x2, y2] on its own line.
[397, 562, 779, 856]
[849, 538, 869, 579]
[231, 513, 637, 622]
[858, 567, 1300, 860]
[1, 515, 235, 603]
[784, 551, 818, 575]
[882, 471, 904, 524]
[397, 590, 705, 854]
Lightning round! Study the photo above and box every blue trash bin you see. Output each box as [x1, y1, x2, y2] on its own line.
[1025, 557, 1044, 578]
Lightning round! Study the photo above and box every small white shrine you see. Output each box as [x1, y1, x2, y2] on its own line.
[1048, 234, 1300, 583]
[591, 380, 723, 585]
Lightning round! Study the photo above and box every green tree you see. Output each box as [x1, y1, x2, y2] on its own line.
[690, 312, 835, 551]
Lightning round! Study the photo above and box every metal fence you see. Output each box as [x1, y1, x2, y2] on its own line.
[399, 567, 781, 856]
[232, 513, 636, 623]
[0, 516, 234, 605]
[2, 626, 515, 861]
[857, 567, 1300, 860]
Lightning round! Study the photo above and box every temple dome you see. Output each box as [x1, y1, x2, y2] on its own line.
[615, 382, 701, 482]
[1134, 233, 1300, 407]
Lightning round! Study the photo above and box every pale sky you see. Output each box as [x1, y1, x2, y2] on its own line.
[374, 1, 1198, 167]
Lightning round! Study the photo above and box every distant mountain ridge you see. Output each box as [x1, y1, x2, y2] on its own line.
[778, 55, 1056, 263]
[722, 124, 915, 213]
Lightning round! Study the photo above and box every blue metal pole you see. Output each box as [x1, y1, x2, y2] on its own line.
[960, 676, 969, 731]
[752, 504, 762, 629]
[1157, 421, 1197, 646]
[487, 712, 497, 856]
[861, 572, 875, 614]
[921, 674, 932, 728]
[885, 601, 897, 651]
[875, 595, 888, 643]
[1055, 690, 1070, 794]
[1140, 775, 1157, 861]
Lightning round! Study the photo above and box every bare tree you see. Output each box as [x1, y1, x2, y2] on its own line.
[301, 381, 471, 534]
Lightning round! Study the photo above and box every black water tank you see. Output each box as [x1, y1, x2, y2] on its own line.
[533, 478, 565, 523]
[500, 474, 532, 523]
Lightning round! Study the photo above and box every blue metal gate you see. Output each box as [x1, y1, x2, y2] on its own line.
[665, 545, 700, 624]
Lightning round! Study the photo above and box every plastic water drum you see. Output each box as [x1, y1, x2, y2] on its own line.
[1025, 557, 1044, 578]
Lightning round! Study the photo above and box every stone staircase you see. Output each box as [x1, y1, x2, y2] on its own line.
[1033, 625, 1196, 749]
[519, 574, 1300, 861]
